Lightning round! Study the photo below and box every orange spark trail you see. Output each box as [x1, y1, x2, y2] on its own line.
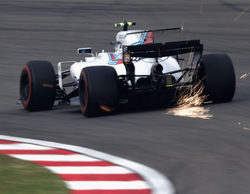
[166, 81, 213, 119]
[234, 7, 249, 22]
[240, 73, 250, 79]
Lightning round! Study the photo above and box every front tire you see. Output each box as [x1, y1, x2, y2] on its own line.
[198, 54, 235, 103]
[79, 66, 119, 117]
[20, 61, 56, 111]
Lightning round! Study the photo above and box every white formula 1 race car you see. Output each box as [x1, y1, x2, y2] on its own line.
[19, 22, 235, 116]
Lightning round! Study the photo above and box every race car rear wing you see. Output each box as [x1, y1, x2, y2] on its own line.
[121, 40, 204, 88]
[123, 40, 203, 59]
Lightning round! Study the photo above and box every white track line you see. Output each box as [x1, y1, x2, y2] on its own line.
[65, 180, 150, 190]
[10, 154, 100, 161]
[0, 143, 52, 150]
[0, 135, 175, 194]
[45, 166, 132, 174]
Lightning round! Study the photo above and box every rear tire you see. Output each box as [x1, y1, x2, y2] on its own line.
[79, 66, 119, 117]
[20, 61, 56, 111]
[198, 54, 235, 103]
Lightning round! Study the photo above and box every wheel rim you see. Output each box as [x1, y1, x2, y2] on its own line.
[79, 72, 88, 114]
[20, 67, 31, 107]
[80, 80, 86, 107]
[22, 78, 29, 100]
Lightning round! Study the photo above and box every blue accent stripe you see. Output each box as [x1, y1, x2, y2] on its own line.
[132, 32, 148, 46]
[107, 53, 122, 65]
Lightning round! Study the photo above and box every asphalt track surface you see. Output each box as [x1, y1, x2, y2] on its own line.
[0, 0, 250, 193]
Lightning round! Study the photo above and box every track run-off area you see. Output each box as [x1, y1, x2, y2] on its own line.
[0, 0, 250, 193]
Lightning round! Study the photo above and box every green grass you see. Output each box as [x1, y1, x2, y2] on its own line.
[0, 154, 69, 194]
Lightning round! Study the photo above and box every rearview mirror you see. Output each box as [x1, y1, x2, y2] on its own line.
[77, 48, 92, 54]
